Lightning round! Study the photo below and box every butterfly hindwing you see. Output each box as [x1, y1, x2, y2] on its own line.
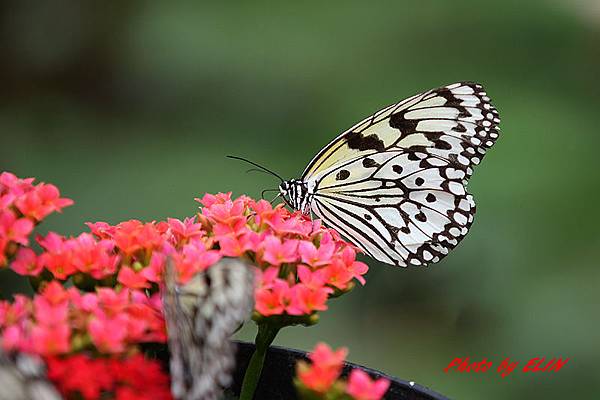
[302, 82, 500, 181]
[310, 150, 475, 267]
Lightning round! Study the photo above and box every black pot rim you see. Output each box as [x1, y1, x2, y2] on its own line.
[232, 340, 450, 400]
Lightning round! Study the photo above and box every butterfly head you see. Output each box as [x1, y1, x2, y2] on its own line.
[279, 179, 312, 214]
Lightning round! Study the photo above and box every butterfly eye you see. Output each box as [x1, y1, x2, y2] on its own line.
[279, 182, 291, 192]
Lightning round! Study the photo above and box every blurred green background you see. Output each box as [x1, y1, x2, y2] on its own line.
[2, 1, 599, 398]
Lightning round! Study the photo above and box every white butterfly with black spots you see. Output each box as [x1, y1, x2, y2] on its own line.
[279, 82, 500, 267]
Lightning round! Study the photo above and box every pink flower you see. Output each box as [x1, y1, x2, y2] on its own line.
[96, 288, 130, 317]
[30, 323, 71, 355]
[167, 217, 204, 244]
[202, 197, 246, 226]
[11, 247, 42, 276]
[118, 267, 151, 289]
[112, 220, 164, 255]
[298, 240, 335, 267]
[196, 192, 233, 208]
[260, 208, 314, 237]
[256, 266, 279, 289]
[14, 183, 73, 221]
[218, 231, 261, 256]
[340, 246, 369, 285]
[37, 233, 76, 280]
[288, 283, 332, 315]
[323, 259, 354, 290]
[0, 209, 34, 245]
[34, 297, 69, 326]
[297, 265, 327, 290]
[0, 172, 23, 190]
[261, 236, 298, 266]
[297, 362, 340, 394]
[2, 325, 24, 350]
[212, 219, 249, 239]
[41, 281, 70, 305]
[0, 194, 15, 210]
[140, 251, 166, 283]
[346, 369, 390, 400]
[296, 343, 347, 394]
[249, 199, 279, 226]
[70, 233, 119, 279]
[0, 295, 30, 326]
[89, 313, 129, 353]
[174, 239, 222, 283]
[86, 221, 116, 239]
[68, 289, 98, 313]
[309, 342, 348, 369]
[255, 279, 291, 316]
[0, 172, 34, 195]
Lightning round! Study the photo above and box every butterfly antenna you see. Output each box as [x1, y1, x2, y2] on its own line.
[227, 155, 284, 182]
[246, 168, 279, 178]
[261, 188, 279, 200]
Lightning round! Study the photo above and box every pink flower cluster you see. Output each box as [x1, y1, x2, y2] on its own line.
[296, 343, 390, 400]
[195, 193, 369, 317]
[0, 172, 72, 267]
[0, 281, 164, 356]
[47, 354, 172, 400]
[0, 171, 373, 399]
[1, 171, 368, 323]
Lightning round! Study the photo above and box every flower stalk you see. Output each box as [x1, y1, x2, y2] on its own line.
[239, 322, 281, 400]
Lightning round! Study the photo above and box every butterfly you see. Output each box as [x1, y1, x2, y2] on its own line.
[232, 82, 500, 267]
[0, 348, 62, 400]
[163, 257, 254, 400]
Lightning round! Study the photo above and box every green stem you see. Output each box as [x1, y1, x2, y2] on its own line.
[239, 323, 280, 400]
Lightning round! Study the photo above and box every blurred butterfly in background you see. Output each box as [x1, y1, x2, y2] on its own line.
[232, 82, 500, 267]
[0, 349, 62, 400]
[163, 257, 254, 400]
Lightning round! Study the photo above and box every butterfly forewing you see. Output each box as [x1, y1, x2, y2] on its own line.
[302, 82, 498, 267]
[302, 82, 500, 182]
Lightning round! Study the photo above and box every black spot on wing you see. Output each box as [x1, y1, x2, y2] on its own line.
[362, 157, 379, 168]
[434, 140, 452, 150]
[452, 124, 467, 133]
[389, 112, 418, 139]
[415, 212, 427, 222]
[345, 131, 385, 152]
[335, 169, 350, 181]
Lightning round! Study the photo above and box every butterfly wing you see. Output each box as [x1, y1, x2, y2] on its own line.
[304, 82, 499, 266]
[163, 258, 254, 400]
[0, 350, 61, 400]
[310, 150, 475, 266]
[302, 82, 500, 182]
